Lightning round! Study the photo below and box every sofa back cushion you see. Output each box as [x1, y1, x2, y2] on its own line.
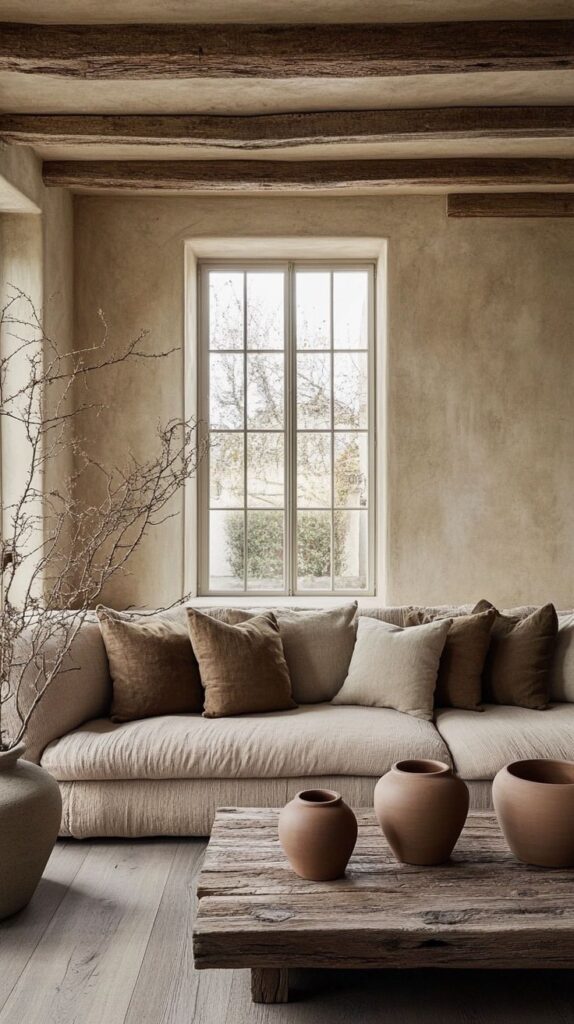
[97, 606, 204, 722]
[404, 608, 495, 710]
[275, 603, 358, 702]
[187, 609, 296, 718]
[332, 615, 451, 720]
[473, 599, 558, 709]
[550, 614, 574, 703]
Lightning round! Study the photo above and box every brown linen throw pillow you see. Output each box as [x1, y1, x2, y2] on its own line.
[472, 599, 558, 709]
[187, 608, 296, 718]
[404, 608, 496, 711]
[97, 606, 203, 722]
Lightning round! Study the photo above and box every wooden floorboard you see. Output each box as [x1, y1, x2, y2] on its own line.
[0, 840, 177, 1024]
[123, 840, 205, 1024]
[0, 838, 573, 1023]
[0, 841, 90, 1014]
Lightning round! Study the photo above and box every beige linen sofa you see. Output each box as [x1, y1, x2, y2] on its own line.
[15, 605, 574, 839]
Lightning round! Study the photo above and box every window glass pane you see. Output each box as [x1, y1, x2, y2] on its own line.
[247, 511, 284, 590]
[297, 510, 331, 590]
[334, 433, 368, 508]
[209, 271, 244, 349]
[247, 433, 284, 509]
[246, 272, 284, 349]
[247, 353, 284, 429]
[210, 432, 244, 508]
[296, 352, 331, 429]
[210, 353, 244, 429]
[333, 270, 369, 349]
[296, 272, 330, 349]
[297, 432, 331, 508]
[334, 352, 368, 429]
[334, 510, 368, 590]
[210, 510, 244, 590]
[204, 263, 372, 596]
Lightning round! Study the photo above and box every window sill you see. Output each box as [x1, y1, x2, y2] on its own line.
[188, 595, 381, 609]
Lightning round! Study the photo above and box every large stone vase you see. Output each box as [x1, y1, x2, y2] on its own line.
[0, 743, 62, 919]
[493, 758, 574, 868]
[374, 759, 469, 866]
[278, 789, 358, 881]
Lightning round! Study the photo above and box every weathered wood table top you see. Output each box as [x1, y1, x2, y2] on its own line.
[193, 808, 574, 1004]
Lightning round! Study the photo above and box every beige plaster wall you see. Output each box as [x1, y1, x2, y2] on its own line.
[73, 194, 574, 610]
[0, 144, 74, 604]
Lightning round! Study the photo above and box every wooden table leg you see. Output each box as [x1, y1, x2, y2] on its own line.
[251, 968, 289, 1004]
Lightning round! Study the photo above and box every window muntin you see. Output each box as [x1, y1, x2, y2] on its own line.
[199, 262, 374, 596]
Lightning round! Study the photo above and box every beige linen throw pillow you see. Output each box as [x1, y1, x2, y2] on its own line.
[332, 616, 451, 720]
[551, 614, 574, 703]
[187, 608, 296, 718]
[275, 603, 357, 702]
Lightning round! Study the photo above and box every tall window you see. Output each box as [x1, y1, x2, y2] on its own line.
[198, 262, 375, 595]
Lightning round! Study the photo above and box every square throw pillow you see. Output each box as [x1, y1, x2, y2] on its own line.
[473, 599, 558, 709]
[550, 614, 574, 703]
[187, 608, 296, 718]
[332, 615, 451, 720]
[97, 605, 203, 722]
[404, 608, 496, 711]
[275, 603, 358, 703]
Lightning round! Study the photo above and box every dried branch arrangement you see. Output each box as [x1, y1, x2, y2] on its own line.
[0, 288, 206, 750]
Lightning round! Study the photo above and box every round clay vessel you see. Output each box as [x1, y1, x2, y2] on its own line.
[278, 789, 358, 881]
[0, 743, 62, 919]
[493, 758, 574, 868]
[374, 759, 469, 866]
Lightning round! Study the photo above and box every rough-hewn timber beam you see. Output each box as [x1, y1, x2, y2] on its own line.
[448, 193, 574, 216]
[42, 159, 574, 192]
[2, 21, 574, 79]
[4, 108, 574, 149]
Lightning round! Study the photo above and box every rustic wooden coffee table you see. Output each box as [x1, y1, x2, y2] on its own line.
[193, 807, 574, 1004]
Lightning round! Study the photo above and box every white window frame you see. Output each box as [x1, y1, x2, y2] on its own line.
[197, 259, 376, 598]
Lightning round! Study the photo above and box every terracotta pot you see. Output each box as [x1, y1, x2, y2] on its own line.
[374, 759, 469, 866]
[0, 743, 62, 919]
[278, 789, 358, 881]
[493, 759, 574, 868]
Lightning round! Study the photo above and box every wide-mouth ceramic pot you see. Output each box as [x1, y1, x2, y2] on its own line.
[493, 758, 574, 867]
[505, 759, 574, 786]
[393, 759, 451, 776]
[295, 789, 342, 805]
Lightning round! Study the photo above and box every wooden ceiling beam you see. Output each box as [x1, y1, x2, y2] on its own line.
[2, 21, 574, 79]
[42, 158, 574, 192]
[4, 108, 574, 149]
[448, 193, 574, 216]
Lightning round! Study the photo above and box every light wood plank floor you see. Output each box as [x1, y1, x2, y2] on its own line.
[1, 839, 573, 1024]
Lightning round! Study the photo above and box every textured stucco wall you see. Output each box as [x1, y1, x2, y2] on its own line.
[73, 194, 574, 609]
[0, 145, 74, 603]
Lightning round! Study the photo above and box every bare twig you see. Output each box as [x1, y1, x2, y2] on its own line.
[0, 288, 207, 750]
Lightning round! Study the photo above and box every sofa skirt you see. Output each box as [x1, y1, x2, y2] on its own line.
[59, 776, 493, 838]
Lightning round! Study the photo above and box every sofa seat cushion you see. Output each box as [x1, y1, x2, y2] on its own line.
[41, 704, 450, 782]
[436, 703, 574, 781]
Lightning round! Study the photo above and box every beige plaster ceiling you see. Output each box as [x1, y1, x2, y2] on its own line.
[2, 71, 574, 117]
[29, 139, 574, 162]
[0, 0, 571, 22]
[64, 182, 574, 196]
